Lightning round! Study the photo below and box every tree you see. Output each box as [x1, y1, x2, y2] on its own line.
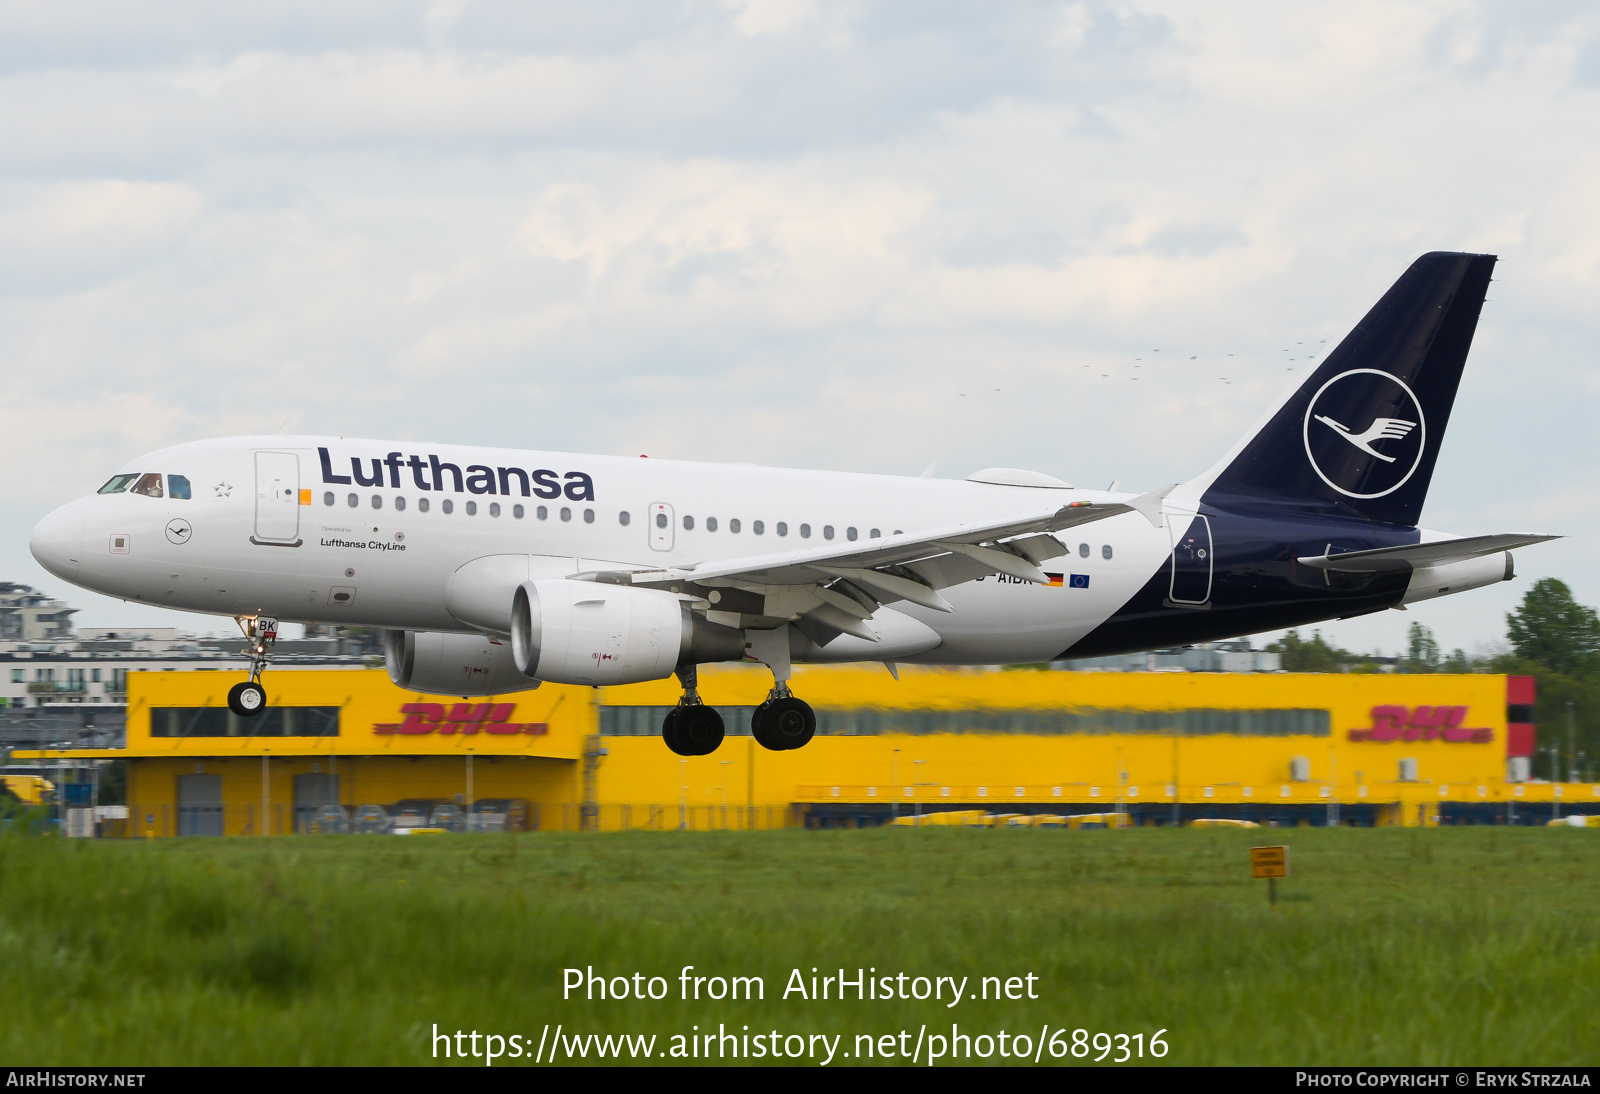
[1267, 629, 1351, 672]
[1401, 622, 1441, 673]
[1440, 648, 1473, 673]
[1506, 579, 1600, 676]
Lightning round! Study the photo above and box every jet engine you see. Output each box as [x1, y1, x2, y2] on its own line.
[383, 629, 540, 697]
[511, 580, 744, 686]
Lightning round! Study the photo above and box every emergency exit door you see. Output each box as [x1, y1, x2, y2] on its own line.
[648, 502, 674, 551]
[253, 451, 302, 545]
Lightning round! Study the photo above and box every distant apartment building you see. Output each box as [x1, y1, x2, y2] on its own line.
[0, 583, 77, 641]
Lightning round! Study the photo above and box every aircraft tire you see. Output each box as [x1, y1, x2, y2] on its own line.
[228, 681, 267, 718]
[758, 697, 815, 750]
[676, 705, 725, 755]
[662, 707, 693, 756]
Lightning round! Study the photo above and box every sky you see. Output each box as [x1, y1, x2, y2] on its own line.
[2, 1, 1598, 656]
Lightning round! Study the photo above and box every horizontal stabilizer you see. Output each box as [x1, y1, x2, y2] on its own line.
[1297, 533, 1560, 573]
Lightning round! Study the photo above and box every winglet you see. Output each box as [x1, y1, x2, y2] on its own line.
[1127, 484, 1178, 529]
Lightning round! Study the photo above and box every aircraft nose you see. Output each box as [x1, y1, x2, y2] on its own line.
[30, 503, 84, 581]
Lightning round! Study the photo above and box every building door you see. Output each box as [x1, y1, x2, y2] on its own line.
[293, 773, 340, 833]
[254, 451, 302, 544]
[1168, 514, 1213, 605]
[177, 774, 223, 837]
[648, 502, 674, 551]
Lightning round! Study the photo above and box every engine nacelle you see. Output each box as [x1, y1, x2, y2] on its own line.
[383, 629, 542, 697]
[510, 579, 744, 685]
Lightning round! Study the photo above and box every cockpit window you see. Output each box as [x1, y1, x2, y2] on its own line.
[167, 475, 191, 500]
[97, 474, 138, 494]
[130, 473, 164, 498]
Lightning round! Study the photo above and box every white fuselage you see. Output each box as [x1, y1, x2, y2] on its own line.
[30, 436, 1179, 665]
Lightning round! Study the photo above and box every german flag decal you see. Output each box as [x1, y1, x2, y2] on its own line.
[1045, 573, 1064, 587]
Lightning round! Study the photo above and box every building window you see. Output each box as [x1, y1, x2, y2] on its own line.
[151, 706, 341, 738]
[9, 669, 20, 683]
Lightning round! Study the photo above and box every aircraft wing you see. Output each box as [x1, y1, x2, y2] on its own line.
[1296, 533, 1560, 573]
[576, 484, 1175, 643]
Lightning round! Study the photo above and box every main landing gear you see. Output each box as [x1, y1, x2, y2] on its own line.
[227, 615, 278, 717]
[662, 665, 725, 757]
[659, 651, 818, 756]
[751, 683, 815, 752]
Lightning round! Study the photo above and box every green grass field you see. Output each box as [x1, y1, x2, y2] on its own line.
[0, 827, 1595, 1066]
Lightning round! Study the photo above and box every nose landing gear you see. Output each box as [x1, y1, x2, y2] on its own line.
[228, 615, 277, 717]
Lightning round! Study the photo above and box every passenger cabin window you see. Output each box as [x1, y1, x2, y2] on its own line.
[167, 475, 191, 500]
[130, 473, 163, 498]
[1102, 544, 1113, 559]
[98, 474, 138, 494]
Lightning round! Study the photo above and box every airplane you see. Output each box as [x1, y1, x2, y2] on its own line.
[29, 251, 1557, 756]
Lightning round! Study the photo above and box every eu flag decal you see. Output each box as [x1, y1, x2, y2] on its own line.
[1069, 574, 1090, 589]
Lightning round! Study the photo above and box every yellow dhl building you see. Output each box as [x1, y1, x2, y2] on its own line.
[19, 664, 1596, 835]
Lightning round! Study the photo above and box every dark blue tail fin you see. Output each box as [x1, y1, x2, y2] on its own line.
[1205, 251, 1495, 527]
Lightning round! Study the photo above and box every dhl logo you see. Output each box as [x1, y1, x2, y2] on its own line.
[373, 703, 549, 736]
[1347, 705, 1492, 743]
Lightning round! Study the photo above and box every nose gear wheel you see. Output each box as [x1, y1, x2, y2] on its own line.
[230, 614, 279, 718]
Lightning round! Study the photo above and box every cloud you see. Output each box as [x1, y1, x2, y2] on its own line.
[2, 1, 1599, 647]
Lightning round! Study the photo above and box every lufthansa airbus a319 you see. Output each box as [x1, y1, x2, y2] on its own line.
[30, 252, 1557, 756]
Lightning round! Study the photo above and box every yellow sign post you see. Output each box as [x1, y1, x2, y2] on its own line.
[1250, 845, 1289, 905]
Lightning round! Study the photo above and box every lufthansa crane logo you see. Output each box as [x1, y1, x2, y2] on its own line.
[1302, 369, 1426, 500]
